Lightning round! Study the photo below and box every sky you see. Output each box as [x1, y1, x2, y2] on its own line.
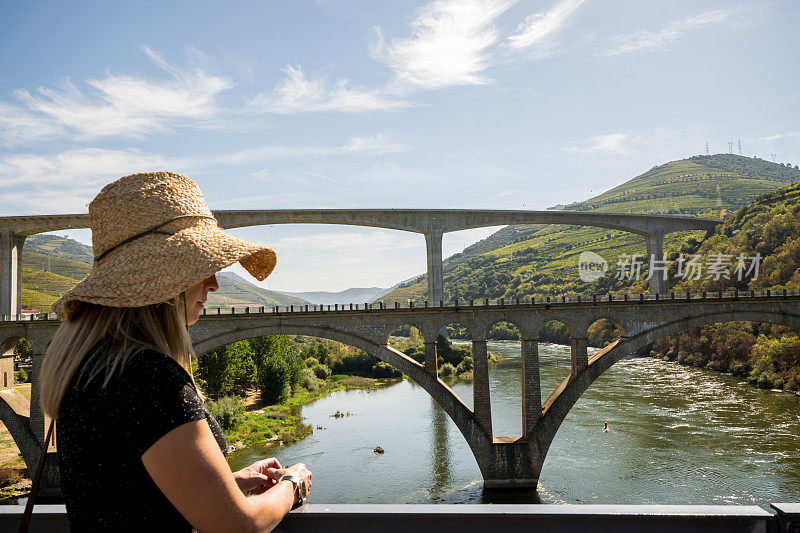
[1, 0, 798, 292]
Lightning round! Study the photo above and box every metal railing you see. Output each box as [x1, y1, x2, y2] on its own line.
[0, 503, 797, 533]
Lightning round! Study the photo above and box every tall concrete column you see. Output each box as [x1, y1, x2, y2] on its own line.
[425, 228, 444, 304]
[424, 341, 437, 377]
[0, 230, 25, 319]
[570, 337, 588, 377]
[521, 338, 541, 435]
[645, 231, 665, 295]
[471, 340, 492, 437]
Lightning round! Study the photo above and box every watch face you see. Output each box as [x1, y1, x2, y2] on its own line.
[299, 480, 308, 501]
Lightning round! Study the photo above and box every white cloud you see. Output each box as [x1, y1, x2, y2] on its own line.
[0, 147, 170, 212]
[251, 65, 406, 113]
[372, 0, 515, 89]
[0, 132, 403, 211]
[506, 0, 586, 55]
[566, 132, 636, 154]
[0, 47, 233, 145]
[183, 132, 405, 167]
[603, 9, 737, 57]
[0, 148, 168, 189]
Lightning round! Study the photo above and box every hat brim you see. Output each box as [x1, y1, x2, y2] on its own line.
[53, 221, 276, 320]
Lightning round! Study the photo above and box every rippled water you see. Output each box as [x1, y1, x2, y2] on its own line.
[229, 341, 800, 507]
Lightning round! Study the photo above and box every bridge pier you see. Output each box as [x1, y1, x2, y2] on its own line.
[570, 337, 589, 377]
[483, 440, 540, 488]
[645, 232, 665, 295]
[424, 229, 444, 304]
[424, 341, 437, 377]
[0, 231, 25, 319]
[521, 338, 542, 436]
[471, 340, 492, 436]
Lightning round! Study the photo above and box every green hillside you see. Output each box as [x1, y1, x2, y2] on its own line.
[208, 273, 309, 308]
[650, 180, 800, 392]
[26, 234, 94, 264]
[381, 154, 800, 304]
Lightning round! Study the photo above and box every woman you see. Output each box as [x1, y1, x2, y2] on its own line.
[39, 171, 311, 532]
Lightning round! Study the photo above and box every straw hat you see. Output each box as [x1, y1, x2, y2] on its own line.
[53, 171, 276, 320]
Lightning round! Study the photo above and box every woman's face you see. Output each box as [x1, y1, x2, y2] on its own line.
[183, 274, 219, 325]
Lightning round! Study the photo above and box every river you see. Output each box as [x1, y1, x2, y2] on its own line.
[229, 341, 800, 508]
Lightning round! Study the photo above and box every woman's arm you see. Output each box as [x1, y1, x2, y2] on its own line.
[142, 419, 310, 533]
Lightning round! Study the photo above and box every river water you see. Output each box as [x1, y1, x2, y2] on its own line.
[229, 341, 800, 508]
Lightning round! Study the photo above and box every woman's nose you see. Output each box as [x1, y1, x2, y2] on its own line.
[205, 274, 219, 293]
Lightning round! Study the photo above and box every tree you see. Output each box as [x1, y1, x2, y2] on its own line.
[249, 335, 304, 404]
[14, 339, 32, 360]
[195, 341, 256, 399]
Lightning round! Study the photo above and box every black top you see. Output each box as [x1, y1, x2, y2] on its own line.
[57, 345, 228, 532]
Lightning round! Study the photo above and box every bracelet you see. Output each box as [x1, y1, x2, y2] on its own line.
[279, 474, 308, 508]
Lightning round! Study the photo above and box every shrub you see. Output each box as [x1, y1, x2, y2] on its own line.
[439, 363, 456, 377]
[206, 396, 244, 430]
[456, 357, 472, 374]
[313, 364, 331, 380]
[301, 368, 319, 392]
[305, 357, 319, 368]
[371, 361, 401, 378]
[15, 369, 27, 383]
[0, 467, 21, 487]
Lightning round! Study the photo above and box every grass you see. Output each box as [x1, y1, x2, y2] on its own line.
[222, 376, 383, 451]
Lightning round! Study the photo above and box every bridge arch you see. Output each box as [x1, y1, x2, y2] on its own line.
[386, 322, 427, 345]
[193, 324, 494, 475]
[534, 309, 800, 479]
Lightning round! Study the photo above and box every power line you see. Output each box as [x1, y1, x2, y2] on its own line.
[728, 141, 733, 153]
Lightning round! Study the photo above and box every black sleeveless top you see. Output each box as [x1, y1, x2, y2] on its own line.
[57, 345, 228, 531]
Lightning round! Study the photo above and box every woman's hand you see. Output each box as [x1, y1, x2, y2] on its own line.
[233, 457, 283, 495]
[269, 463, 313, 501]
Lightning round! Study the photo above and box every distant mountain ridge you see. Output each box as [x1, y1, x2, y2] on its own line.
[279, 286, 394, 306]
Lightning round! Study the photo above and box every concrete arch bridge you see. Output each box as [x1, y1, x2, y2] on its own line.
[1, 208, 718, 319]
[2, 290, 798, 494]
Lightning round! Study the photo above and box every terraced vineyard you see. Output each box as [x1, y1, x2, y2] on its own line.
[380, 154, 800, 304]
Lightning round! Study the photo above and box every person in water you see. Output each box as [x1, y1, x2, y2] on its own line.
[39, 172, 312, 532]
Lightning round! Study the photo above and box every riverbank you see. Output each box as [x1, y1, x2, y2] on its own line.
[223, 374, 389, 452]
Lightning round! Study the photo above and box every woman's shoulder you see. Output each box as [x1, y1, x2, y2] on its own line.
[118, 349, 194, 387]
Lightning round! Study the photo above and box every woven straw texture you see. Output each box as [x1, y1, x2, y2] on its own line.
[53, 172, 276, 319]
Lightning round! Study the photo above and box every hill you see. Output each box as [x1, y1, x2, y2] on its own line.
[210, 272, 309, 308]
[649, 180, 800, 392]
[25, 234, 93, 264]
[279, 286, 393, 306]
[380, 154, 800, 304]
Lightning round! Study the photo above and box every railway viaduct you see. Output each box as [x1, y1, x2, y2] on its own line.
[2, 291, 798, 495]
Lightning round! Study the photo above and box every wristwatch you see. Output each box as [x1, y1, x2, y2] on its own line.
[279, 474, 308, 508]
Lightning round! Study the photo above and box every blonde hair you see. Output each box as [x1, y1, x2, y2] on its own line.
[40, 295, 196, 419]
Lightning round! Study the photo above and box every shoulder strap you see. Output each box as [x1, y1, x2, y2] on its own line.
[19, 419, 55, 533]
